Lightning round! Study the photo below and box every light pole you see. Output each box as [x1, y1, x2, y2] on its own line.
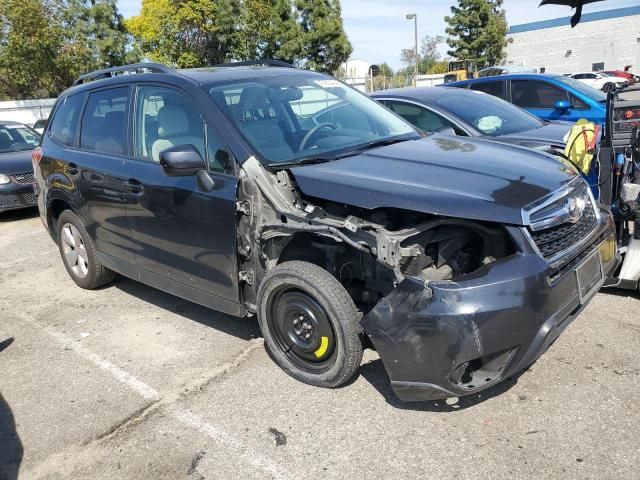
[406, 13, 418, 85]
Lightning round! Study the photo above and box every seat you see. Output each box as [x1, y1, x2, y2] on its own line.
[235, 87, 295, 159]
[94, 111, 125, 154]
[151, 105, 205, 162]
[414, 109, 447, 132]
[0, 131, 13, 150]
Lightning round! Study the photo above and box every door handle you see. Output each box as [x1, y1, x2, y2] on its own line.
[124, 179, 144, 195]
[67, 162, 78, 175]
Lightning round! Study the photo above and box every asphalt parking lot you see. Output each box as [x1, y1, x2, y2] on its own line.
[1, 207, 639, 479]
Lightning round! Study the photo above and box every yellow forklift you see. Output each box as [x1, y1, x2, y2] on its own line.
[444, 60, 475, 83]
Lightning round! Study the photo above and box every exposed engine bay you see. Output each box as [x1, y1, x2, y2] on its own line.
[236, 156, 515, 314]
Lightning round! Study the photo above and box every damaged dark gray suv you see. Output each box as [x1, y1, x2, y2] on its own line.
[34, 61, 618, 402]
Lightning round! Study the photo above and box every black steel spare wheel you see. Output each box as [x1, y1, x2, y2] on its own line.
[257, 261, 363, 388]
[268, 289, 337, 371]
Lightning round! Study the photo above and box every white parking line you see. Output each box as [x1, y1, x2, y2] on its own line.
[14, 312, 294, 480]
[43, 325, 161, 401]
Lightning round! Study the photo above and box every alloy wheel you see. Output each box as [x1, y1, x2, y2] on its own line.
[60, 223, 89, 279]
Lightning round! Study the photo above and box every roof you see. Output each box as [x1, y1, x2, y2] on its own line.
[510, 5, 640, 34]
[179, 66, 324, 85]
[371, 86, 477, 102]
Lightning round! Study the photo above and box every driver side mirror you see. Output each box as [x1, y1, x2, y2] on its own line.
[554, 100, 571, 111]
[159, 144, 205, 176]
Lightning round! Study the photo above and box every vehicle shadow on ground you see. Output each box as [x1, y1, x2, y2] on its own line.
[114, 277, 261, 341]
[359, 358, 524, 412]
[0, 207, 39, 223]
[0, 338, 22, 480]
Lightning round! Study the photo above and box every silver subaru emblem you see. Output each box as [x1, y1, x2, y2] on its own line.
[565, 195, 586, 223]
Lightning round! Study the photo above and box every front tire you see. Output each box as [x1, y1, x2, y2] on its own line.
[257, 261, 363, 388]
[603, 82, 616, 93]
[56, 210, 116, 289]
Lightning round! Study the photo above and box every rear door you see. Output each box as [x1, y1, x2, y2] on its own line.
[123, 83, 239, 304]
[44, 86, 136, 266]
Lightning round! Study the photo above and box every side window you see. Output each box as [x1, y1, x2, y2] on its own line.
[470, 81, 506, 100]
[80, 87, 129, 155]
[206, 124, 235, 175]
[135, 86, 204, 163]
[384, 100, 460, 134]
[572, 74, 585, 79]
[511, 80, 568, 108]
[49, 93, 84, 146]
[570, 94, 588, 110]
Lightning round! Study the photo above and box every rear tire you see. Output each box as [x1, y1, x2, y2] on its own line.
[603, 82, 616, 93]
[257, 261, 363, 388]
[56, 210, 116, 289]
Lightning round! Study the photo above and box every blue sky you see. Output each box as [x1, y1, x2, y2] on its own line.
[117, 0, 639, 70]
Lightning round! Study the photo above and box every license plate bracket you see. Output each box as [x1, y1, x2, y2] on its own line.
[575, 248, 604, 304]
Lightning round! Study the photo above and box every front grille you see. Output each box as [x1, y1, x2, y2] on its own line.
[11, 172, 35, 184]
[529, 200, 598, 261]
[0, 192, 37, 209]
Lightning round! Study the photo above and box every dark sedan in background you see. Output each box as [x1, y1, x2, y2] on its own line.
[0, 121, 40, 213]
[370, 86, 574, 152]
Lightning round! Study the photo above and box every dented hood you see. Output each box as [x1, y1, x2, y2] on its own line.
[290, 135, 579, 226]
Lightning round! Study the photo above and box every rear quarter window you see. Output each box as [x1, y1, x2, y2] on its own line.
[49, 93, 84, 146]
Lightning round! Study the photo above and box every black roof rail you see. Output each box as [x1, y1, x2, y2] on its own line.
[211, 59, 295, 68]
[72, 62, 175, 86]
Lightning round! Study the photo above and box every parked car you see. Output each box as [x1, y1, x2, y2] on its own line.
[446, 73, 608, 124]
[569, 72, 625, 92]
[0, 121, 40, 213]
[371, 87, 573, 151]
[370, 86, 601, 198]
[32, 119, 47, 135]
[477, 66, 537, 77]
[34, 62, 617, 402]
[599, 70, 638, 84]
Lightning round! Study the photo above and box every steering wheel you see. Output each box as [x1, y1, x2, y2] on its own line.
[298, 122, 337, 152]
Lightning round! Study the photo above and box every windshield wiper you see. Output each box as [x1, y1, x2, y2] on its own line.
[269, 137, 413, 169]
[269, 155, 338, 169]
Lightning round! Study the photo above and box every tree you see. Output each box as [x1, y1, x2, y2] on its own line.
[0, 0, 93, 99]
[400, 35, 444, 74]
[444, 0, 509, 69]
[295, 0, 352, 73]
[126, 0, 240, 67]
[233, 0, 301, 62]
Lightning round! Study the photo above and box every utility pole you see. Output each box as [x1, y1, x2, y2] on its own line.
[406, 13, 418, 86]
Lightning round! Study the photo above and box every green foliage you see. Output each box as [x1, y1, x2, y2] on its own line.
[233, 0, 300, 62]
[0, 0, 86, 99]
[444, 0, 509, 69]
[400, 35, 444, 75]
[294, 0, 352, 73]
[126, 0, 239, 67]
[0, 0, 138, 99]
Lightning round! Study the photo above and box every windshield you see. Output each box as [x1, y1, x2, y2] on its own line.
[0, 124, 41, 153]
[554, 75, 607, 102]
[208, 74, 418, 165]
[433, 90, 543, 136]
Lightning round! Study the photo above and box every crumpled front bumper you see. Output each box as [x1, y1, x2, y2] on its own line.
[362, 208, 618, 402]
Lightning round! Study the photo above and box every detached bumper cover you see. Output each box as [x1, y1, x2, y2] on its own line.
[362, 208, 618, 402]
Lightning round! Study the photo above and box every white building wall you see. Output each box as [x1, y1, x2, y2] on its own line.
[0, 98, 56, 126]
[506, 14, 640, 75]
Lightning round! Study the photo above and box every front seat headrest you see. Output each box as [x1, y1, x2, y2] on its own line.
[158, 105, 189, 138]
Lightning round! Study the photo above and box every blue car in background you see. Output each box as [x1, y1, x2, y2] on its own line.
[446, 74, 607, 125]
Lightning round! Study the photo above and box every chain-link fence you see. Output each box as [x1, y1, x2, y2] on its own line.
[339, 74, 447, 93]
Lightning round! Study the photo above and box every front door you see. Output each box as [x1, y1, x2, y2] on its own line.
[510, 79, 579, 122]
[123, 84, 239, 303]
